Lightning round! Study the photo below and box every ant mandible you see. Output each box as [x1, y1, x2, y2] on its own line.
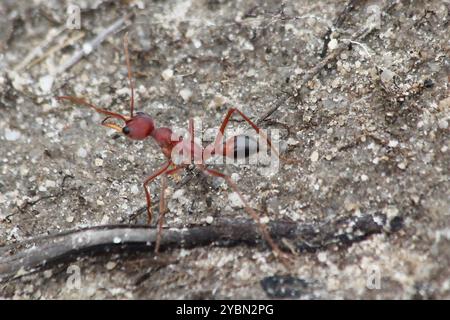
[57, 34, 293, 265]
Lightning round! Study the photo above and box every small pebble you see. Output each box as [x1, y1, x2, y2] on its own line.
[344, 200, 359, 212]
[260, 216, 270, 224]
[228, 192, 243, 208]
[331, 78, 340, 88]
[242, 41, 254, 51]
[82, 43, 93, 54]
[384, 206, 399, 219]
[186, 28, 195, 38]
[179, 249, 190, 258]
[328, 38, 338, 51]
[130, 184, 139, 195]
[231, 173, 240, 183]
[45, 180, 56, 188]
[66, 216, 74, 223]
[310, 150, 319, 162]
[246, 69, 256, 77]
[116, 87, 129, 95]
[438, 97, 450, 110]
[179, 88, 192, 102]
[173, 189, 185, 199]
[43, 270, 53, 279]
[287, 138, 299, 146]
[4, 128, 21, 141]
[87, 287, 96, 297]
[77, 147, 87, 158]
[106, 261, 117, 270]
[39, 75, 54, 93]
[438, 118, 448, 130]
[101, 215, 109, 224]
[161, 69, 174, 81]
[211, 95, 226, 108]
[397, 162, 407, 170]
[236, 266, 252, 281]
[360, 174, 369, 182]
[192, 39, 202, 48]
[94, 158, 104, 167]
[380, 69, 395, 83]
[388, 140, 399, 148]
[410, 194, 420, 205]
[317, 252, 327, 263]
[205, 216, 214, 224]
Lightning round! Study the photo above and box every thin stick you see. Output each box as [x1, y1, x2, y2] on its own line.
[27, 32, 86, 70]
[0, 214, 388, 283]
[320, 0, 360, 58]
[13, 26, 66, 72]
[55, 13, 134, 75]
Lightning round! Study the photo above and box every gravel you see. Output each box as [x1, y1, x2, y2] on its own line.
[0, 0, 449, 299]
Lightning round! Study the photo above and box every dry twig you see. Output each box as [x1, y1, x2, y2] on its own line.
[0, 214, 389, 283]
[257, 0, 398, 124]
[55, 12, 134, 75]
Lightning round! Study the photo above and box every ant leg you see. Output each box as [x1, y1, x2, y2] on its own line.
[189, 118, 194, 163]
[155, 165, 184, 253]
[143, 162, 172, 224]
[123, 33, 135, 118]
[155, 174, 168, 253]
[197, 165, 293, 266]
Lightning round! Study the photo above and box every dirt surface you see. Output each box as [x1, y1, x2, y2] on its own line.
[0, 0, 449, 299]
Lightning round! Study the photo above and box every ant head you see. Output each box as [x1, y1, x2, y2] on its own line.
[103, 112, 155, 140]
[57, 96, 155, 140]
[122, 112, 155, 140]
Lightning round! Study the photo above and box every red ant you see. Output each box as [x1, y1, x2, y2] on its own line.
[57, 34, 293, 265]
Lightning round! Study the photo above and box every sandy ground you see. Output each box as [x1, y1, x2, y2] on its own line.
[0, 0, 449, 299]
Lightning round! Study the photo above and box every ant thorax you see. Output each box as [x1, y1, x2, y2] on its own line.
[170, 138, 204, 165]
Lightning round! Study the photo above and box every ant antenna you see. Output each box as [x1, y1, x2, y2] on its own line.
[123, 33, 135, 118]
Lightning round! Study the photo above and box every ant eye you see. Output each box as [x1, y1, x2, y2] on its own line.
[122, 126, 130, 135]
